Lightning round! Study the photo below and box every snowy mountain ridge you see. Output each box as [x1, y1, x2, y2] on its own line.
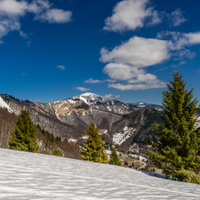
[49, 92, 130, 117]
[0, 93, 164, 149]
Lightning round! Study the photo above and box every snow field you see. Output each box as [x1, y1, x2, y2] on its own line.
[0, 148, 200, 200]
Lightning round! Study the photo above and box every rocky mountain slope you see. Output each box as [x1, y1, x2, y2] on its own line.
[0, 106, 81, 160]
[0, 148, 200, 200]
[0, 93, 164, 151]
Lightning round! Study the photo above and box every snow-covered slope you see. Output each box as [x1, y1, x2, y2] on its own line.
[0, 97, 13, 113]
[0, 148, 200, 200]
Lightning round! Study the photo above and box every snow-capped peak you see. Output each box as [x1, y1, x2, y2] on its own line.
[73, 93, 115, 106]
[49, 93, 129, 116]
[80, 92, 96, 97]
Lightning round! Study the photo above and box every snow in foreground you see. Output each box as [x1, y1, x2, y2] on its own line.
[0, 148, 200, 200]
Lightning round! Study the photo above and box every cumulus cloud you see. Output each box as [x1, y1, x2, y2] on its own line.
[0, 0, 72, 41]
[109, 81, 166, 91]
[56, 65, 66, 70]
[101, 30, 200, 91]
[100, 36, 170, 90]
[128, 73, 157, 84]
[100, 36, 169, 68]
[0, 0, 28, 17]
[103, 63, 145, 81]
[34, 8, 72, 24]
[75, 87, 90, 92]
[104, 0, 161, 32]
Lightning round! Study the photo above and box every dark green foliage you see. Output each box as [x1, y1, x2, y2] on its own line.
[55, 136, 61, 143]
[81, 122, 108, 163]
[41, 129, 45, 135]
[49, 133, 54, 143]
[53, 146, 61, 156]
[124, 161, 128, 166]
[148, 72, 200, 182]
[8, 110, 40, 153]
[109, 147, 122, 166]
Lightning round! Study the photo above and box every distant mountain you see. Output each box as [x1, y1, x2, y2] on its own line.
[0, 93, 164, 152]
[49, 92, 130, 115]
[128, 102, 162, 111]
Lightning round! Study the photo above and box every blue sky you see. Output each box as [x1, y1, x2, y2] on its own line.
[0, 0, 200, 105]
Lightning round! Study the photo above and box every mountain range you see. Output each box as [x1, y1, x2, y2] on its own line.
[0, 92, 163, 152]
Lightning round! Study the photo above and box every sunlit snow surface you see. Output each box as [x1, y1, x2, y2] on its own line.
[0, 148, 200, 200]
[0, 97, 13, 113]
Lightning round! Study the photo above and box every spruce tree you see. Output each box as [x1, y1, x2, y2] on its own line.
[53, 146, 61, 156]
[81, 122, 108, 163]
[8, 110, 40, 153]
[109, 147, 122, 166]
[148, 72, 200, 182]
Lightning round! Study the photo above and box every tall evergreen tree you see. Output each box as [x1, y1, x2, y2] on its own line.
[8, 110, 40, 153]
[109, 147, 122, 166]
[81, 122, 108, 163]
[148, 72, 200, 182]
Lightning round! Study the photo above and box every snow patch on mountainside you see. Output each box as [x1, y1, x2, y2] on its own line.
[113, 127, 136, 145]
[0, 97, 13, 113]
[68, 138, 78, 143]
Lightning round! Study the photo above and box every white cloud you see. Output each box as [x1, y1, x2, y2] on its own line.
[100, 36, 170, 90]
[109, 81, 166, 91]
[75, 87, 90, 92]
[149, 10, 162, 25]
[105, 94, 113, 98]
[185, 32, 200, 45]
[35, 8, 72, 24]
[103, 0, 161, 32]
[100, 36, 170, 68]
[56, 65, 66, 70]
[169, 9, 187, 27]
[0, 0, 72, 41]
[173, 49, 195, 60]
[128, 73, 157, 84]
[0, 0, 28, 17]
[84, 78, 101, 84]
[105, 94, 120, 99]
[170, 60, 187, 68]
[19, 30, 27, 38]
[84, 78, 116, 84]
[158, 31, 200, 50]
[0, 19, 20, 38]
[103, 63, 145, 81]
